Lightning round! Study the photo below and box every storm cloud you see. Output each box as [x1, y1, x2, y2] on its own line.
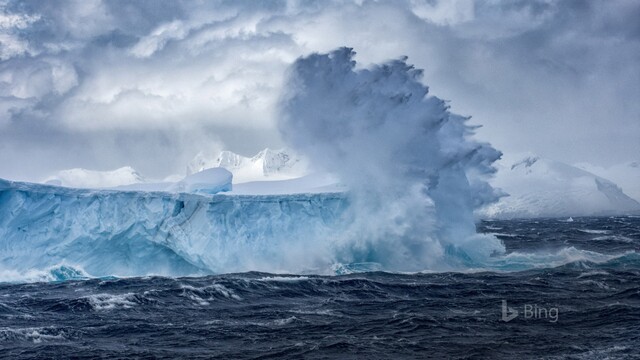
[0, 0, 638, 181]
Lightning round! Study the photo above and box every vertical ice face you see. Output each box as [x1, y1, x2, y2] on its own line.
[0, 179, 349, 278]
[278, 48, 504, 270]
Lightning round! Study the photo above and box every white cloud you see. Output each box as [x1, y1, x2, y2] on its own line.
[130, 20, 189, 58]
[410, 0, 475, 25]
[0, 0, 637, 182]
[0, 5, 40, 59]
[0, 11, 39, 29]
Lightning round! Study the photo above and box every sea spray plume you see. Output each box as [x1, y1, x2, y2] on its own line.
[278, 48, 504, 270]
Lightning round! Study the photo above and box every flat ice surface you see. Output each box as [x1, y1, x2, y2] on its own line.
[170, 167, 233, 194]
[230, 173, 344, 195]
[106, 168, 233, 194]
[44, 166, 145, 188]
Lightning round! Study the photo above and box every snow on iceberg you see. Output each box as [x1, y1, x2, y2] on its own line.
[230, 173, 344, 195]
[107, 167, 233, 194]
[169, 167, 232, 194]
[43, 166, 145, 188]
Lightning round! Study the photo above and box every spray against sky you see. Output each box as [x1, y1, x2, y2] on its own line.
[0, 0, 638, 181]
[279, 48, 504, 269]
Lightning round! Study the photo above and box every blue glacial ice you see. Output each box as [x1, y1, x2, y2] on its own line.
[0, 178, 350, 278]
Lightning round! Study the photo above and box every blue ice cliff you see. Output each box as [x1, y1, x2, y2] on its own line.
[0, 178, 347, 278]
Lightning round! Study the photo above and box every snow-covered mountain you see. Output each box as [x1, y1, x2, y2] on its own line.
[574, 161, 640, 202]
[187, 148, 308, 183]
[43, 166, 146, 188]
[479, 153, 640, 219]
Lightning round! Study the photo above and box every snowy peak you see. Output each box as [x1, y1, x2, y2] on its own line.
[480, 153, 640, 218]
[217, 151, 247, 170]
[43, 166, 145, 189]
[251, 148, 304, 176]
[187, 148, 307, 183]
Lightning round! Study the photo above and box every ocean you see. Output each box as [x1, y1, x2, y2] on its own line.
[1, 216, 639, 359]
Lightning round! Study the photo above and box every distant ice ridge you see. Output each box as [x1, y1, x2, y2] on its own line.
[187, 148, 308, 183]
[43, 166, 145, 188]
[56, 168, 235, 195]
[37, 148, 337, 195]
[479, 153, 640, 219]
[40, 148, 306, 190]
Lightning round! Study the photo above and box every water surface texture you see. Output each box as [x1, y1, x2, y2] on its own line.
[1, 217, 639, 359]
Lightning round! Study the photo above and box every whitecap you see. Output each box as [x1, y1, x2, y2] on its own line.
[84, 293, 138, 310]
[578, 229, 611, 235]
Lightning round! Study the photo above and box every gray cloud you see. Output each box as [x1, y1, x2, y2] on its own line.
[0, 0, 638, 181]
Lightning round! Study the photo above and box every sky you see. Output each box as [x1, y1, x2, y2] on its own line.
[0, 0, 638, 182]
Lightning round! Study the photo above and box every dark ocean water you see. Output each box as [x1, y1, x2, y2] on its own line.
[1, 217, 639, 359]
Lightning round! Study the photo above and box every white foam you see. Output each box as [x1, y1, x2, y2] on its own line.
[179, 283, 241, 302]
[487, 247, 622, 270]
[0, 264, 90, 283]
[579, 229, 612, 235]
[258, 276, 310, 282]
[85, 293, 138, 310]
[577, 270, 611, 278]
[592, 235, 633, 243]
[0, 326, 69, 343]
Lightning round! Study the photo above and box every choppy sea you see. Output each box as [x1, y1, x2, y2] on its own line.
[1, 216, 639, 359]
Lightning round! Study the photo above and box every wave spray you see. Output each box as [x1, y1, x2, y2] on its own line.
[278, 48, 504, 271]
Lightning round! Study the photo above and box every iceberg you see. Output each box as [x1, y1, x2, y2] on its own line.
[0, 178, 347, 277]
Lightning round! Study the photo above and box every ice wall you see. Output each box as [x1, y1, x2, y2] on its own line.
[278, 48, 504, 270]
[0, 179, 347, 277]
